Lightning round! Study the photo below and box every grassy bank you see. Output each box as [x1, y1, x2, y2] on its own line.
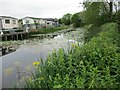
[26, 23, 120, 88]
[28, 26, 69, 35]
[83, 24, 102, 43]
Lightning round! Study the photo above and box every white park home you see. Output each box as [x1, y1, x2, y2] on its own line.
[22, 17, 59, 30]
[22, 17, 46, 30]
[0, 16, 19, 30]
[22, 17, 37, 25]
[43, 18, 59, 28]
[43, 18, 54, 28]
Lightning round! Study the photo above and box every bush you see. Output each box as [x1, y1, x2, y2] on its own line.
[84, 24, 101, 42]
[28, 26, 68, 35]
[26, 23, 120, 88]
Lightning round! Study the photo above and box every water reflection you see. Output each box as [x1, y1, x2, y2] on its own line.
[2, 29, 84, 88]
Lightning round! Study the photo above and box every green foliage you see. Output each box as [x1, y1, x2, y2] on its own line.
[117, 10, 120, 32]
[84, 2, 103, 25]
[26, 23, 120, 88]
[84, 24, 101, 42]
[71, 13, 82, 27]
[61, 13, 72, 25]
[116, 10, 120, 50]
[58, 18, 63, 24]
[83, 2, 113, 25]
[60, 12, 84, 27]
[28, 26, 68, 35]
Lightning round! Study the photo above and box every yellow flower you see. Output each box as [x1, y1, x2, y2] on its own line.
[33, 61, 40, 66]
[71, 43, 78, 48]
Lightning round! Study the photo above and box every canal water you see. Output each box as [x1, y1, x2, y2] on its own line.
[1, 28, 84, 88]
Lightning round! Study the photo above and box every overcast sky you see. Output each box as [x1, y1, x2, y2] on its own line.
[0, 0, 83, 19]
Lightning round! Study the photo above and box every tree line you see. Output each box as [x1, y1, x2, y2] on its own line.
[59, 0, 120, 29]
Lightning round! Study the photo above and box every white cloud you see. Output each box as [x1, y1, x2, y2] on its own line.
[0, 0, 83, 19]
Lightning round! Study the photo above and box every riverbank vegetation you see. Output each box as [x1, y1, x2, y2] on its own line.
[25, 1, 120, 88]
[28, 26, 68, 35]
[59, 12, 84, 28]
[26, 22, 120, 88]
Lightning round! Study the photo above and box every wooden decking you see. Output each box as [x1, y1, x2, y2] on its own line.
[0, 31, 29, 41]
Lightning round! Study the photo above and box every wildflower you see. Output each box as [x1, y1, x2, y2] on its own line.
[33, 61, 40, 66]
[71, 43, 78, 48]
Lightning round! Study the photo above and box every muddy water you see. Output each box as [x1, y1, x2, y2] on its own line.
[1, 28, 84, 88]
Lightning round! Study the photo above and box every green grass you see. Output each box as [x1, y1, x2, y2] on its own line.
[83, 24, 102, 42]
[28, 26, 69, 35]
[26, 23, 120, 88]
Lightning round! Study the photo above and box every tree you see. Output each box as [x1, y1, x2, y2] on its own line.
[82, 0, 116, 25]
[58, 18, 63, 24]
[71, 12, 83, 27]
[83, 2, 106, 25]
[61, 13, 72, 25]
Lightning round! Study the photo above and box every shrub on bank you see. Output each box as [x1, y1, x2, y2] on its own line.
[26, 23, 120, 88]
[28, 26, 68, 35]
